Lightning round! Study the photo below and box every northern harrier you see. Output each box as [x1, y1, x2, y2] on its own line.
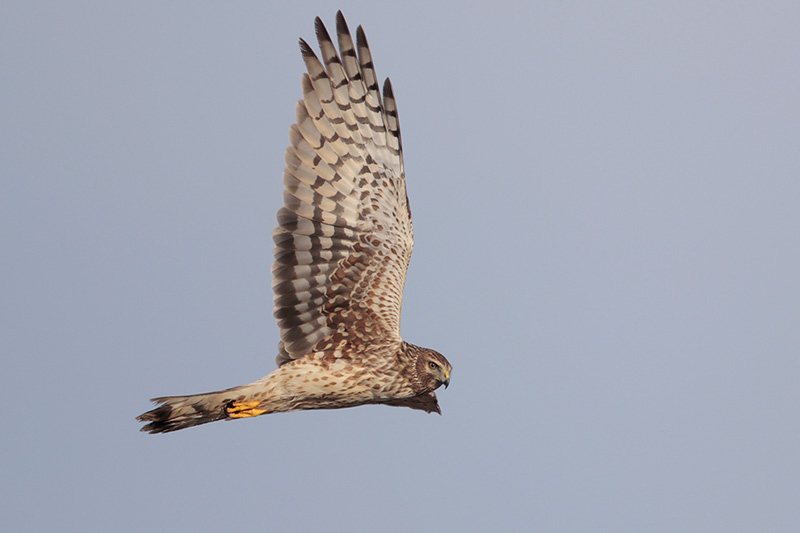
[138, 12, 451, 433]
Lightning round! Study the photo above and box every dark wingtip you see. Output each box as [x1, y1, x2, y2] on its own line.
[356, 24, 367, 50]
[298, 38, 316, 59]
[336, 10, 347, 32]
[314, 15, 332, 44]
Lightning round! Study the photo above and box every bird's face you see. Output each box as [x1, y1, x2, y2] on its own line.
[419, 350, 452, 392]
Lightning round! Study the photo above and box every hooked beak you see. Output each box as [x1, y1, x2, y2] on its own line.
[442, 370, 450, 389]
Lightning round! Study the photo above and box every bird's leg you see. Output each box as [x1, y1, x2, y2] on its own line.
[227, 401, 267, 418]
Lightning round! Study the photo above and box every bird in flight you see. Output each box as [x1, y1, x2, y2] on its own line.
[138, 11, 451, 433]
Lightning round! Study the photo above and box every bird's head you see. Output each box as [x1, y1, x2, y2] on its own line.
[412, 347, 452, 393]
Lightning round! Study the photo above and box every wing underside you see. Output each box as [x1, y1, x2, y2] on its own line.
[272, 12, 413, 366]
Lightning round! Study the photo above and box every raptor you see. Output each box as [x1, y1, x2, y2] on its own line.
[138, 12, 451, 434]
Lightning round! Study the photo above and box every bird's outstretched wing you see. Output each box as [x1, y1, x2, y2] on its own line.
[272, 11, 412, 366]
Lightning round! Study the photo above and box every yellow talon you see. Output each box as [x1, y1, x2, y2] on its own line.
[227, 401, 267, 418]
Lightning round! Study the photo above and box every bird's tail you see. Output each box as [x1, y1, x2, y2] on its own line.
[137, 382, 265, 434]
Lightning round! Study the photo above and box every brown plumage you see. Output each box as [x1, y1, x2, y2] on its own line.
[137, 12, 451, 434]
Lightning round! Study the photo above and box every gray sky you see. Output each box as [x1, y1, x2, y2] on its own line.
[3, 1, 799, 531]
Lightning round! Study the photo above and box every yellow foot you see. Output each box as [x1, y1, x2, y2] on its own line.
[227, 401, 267, 418]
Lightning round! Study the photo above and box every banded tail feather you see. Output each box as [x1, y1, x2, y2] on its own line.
[137, 384, 255, 434]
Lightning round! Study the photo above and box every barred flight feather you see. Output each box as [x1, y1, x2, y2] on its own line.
[273, 13, 412, 365]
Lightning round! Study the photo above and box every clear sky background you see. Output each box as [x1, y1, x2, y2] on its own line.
[3, 1, 799, 531]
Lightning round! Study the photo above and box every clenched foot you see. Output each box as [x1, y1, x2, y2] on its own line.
[227, 401, 267, 418]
